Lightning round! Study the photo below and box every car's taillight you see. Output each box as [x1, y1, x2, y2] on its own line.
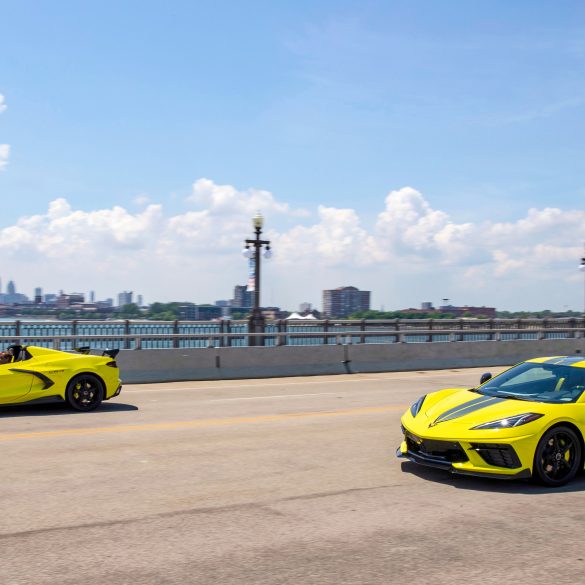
[106, 360, 117, 368]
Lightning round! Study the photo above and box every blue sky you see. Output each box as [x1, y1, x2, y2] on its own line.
[1, 1, 584, 311]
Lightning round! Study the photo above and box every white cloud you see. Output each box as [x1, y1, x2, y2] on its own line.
[188, 178, 290, 215]
[275, 205, 382, 266]
[0, 179, 582, 310]
[0, 144, 9, 171]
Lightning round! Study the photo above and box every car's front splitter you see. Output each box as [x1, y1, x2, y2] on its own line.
[396, 447, 532, 480]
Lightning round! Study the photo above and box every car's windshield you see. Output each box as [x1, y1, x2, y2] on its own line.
[478, 362, 585, 404]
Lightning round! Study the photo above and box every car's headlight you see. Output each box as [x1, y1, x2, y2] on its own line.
[470, 413, 543, 430]
[410, 395, 427, 418]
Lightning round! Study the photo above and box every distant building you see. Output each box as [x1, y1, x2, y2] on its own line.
[450, 305, 496, 318]
[401, 304, 497, 318]
[89, 290, 95, 303]
[260, 307, 285, 320]
[34, 287, 43, 304]
[178, 304, 222, 321]
[118, 291, 133, 306]
[215, 300, 231, 307]
[0, 281, 29, 304]
[57, 292, 85, 308]
[44, 293, 58, 305]
[322, 286, 370, 318]
[299, 302, 312, 313]
[233, 285, 253, 308]
[421, 302, 434, 311]
[137, 295, 143, 307]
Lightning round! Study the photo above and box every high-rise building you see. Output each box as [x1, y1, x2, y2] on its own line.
[233, 285, 253, 308]
[137, 295, 143, 307]
[118, 291, 133, 306]
[7, 280, 16, 295]
[34, 287, 43, 304]
[322, 286, 371, 318]
[89, 290, 96, 303]
[299, 302, 312, 313]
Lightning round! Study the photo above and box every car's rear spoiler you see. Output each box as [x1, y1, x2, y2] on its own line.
[74, 347, 120, 359]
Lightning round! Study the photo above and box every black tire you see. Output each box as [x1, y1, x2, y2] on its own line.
[533, 426, 582, 487]
[66, 374, 104, 412]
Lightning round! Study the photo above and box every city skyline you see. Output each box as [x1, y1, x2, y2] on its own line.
[1, 2, 585, 311]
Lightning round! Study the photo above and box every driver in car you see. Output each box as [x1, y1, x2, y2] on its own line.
[0, 348, 13, 365]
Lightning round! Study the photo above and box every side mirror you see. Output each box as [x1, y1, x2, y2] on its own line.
[480, 372, 492, 384]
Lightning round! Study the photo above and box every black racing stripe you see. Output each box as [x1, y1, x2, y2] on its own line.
[430, 395, 495, 424]
[431, 396, 505, 426]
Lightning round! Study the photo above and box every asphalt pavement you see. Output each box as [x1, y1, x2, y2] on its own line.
[1, 367, 585, 585]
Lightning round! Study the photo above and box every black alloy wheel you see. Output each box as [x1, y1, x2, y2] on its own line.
[66, 374, 104, 411]
[533, 426, 582, 487]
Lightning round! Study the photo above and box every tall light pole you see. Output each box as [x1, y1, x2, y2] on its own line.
[579, 244, 585, 319]
[242, 212, 272, 346]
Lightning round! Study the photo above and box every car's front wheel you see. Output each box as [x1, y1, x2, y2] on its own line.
[66, 374, 104, 411]
[533, 426, 582, 487]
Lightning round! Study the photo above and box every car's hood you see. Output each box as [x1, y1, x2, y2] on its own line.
[421, 389, 545, 429]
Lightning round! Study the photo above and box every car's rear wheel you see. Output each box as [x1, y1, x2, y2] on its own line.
[533, 426, 582, 487]
[66, 374, 104, 411]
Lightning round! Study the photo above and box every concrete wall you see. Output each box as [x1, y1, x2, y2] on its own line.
[117, 338, 585, 384]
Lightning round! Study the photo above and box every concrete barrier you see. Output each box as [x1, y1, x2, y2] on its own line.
[347, 339, 585, 374]
[118, 345, 347, 383]
[117, 339, 585, 384]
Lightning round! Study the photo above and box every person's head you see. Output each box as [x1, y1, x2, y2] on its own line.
[0, 349, 13, 365]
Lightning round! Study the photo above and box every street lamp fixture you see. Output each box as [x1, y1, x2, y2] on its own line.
[244, 211, 272, 346]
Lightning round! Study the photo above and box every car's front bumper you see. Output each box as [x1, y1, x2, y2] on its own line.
[396, 423, 535, 480]
[396, 446, 532, 480]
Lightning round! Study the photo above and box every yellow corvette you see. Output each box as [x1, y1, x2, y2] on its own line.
[0, 345, 122, 411]
[397, 356, 585, 486]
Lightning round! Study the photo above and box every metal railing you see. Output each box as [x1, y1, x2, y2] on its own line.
[0, 318, 583, 350]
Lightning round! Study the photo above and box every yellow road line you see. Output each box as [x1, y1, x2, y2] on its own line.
[0, 404, 407, 442]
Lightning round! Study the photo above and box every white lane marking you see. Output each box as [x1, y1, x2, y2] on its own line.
[207, 392, 340, 402]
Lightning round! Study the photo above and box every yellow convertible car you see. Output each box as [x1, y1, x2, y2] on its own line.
[397, 356, 585, 486]
[0, 345, 122, 411]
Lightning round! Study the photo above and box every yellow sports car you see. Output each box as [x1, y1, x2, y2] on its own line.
[0, 345, 122, 411]
[397, 356, 585, 486]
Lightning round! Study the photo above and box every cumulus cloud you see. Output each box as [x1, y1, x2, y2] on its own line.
[0, 178, 582, 309]
[0, 199, 165, 258]
[275, 205, 383, 266]
[375, 187, 475, 263]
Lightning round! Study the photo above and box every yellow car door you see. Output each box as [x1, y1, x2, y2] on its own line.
[0, 365, 34, 403]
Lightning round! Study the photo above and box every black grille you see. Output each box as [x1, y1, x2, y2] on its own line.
[406, 433, 469, 463]
[470, 443, 521, 469]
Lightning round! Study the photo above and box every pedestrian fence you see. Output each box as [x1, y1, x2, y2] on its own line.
[0, 318, 583, 351]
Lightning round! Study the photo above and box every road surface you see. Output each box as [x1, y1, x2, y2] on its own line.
[1, 367, 584, 584]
